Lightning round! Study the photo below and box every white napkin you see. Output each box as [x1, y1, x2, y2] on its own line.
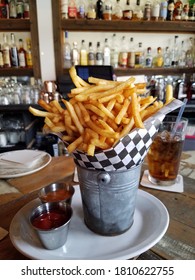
[140, 170, 184, 193]
[0, 150, 44, 169]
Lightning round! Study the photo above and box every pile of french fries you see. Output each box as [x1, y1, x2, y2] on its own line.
[29, 67, 173, 156]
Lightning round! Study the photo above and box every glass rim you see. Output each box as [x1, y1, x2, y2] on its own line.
[163, 116, 188, 124]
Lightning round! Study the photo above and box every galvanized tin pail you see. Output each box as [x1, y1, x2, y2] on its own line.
[77, 164, 142, 236]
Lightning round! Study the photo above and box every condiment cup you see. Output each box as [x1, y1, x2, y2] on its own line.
[38, 182, 75, 205]
[29, 201, 72, 250]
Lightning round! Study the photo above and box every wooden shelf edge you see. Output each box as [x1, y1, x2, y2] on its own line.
[114, 67, 195, 76]
[63, 67, 195, 77]
[61, 19, 195, 33]
[0, 19, 30, 31]
[0, 67, 33, 77]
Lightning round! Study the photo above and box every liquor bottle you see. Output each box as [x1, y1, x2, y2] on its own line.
[0, 0, 9, 19]
[71, 41, 80, 66]
[135, 42, 144, 68]
[174, 73, 188, 100]
[145, 47, 153, 67]
[165, 76, 173, 102]
[103, 38, 111, 65]
[16, 1, 24, 18]
[0, 45, 3, 68]
[80, 39, 88, 65]
[118, 36, 128, 68]
[173, 0, 183, 20]
[103, 0, 112, 20]
[68, 0, 77, 19]
[77, 0, 85, 19]
[10, 33, 19, 67]
[95, 42, 103, 65]
[181, 3, 189, 21]
[170, 35, 179, 67]
[188, 73, 195, 100]
[178, 40, 186, 67]
[112, 0, 123, 20]
[186, 37, 194, 67]
[132, 0, 143, 20]
[23, 0, 30, 19]
[166, 0, 175, 20]
[87, 0, 96, 20]
[188, 3, 195, 21]
[26, 38, 33, 67]
[163, 47, 171, 67]
[61, 0, 68, 19]
[159, 0, 168, 21]
[143, 0, 152, 21]
[123, 0, 133, 20]
[96, 0, 103, 19]
[88, 42, 95, 65]
[9, 0, 17, 18]
[152, 47, 164, 67]
[110, 33, 119, 68]
[63, 31, 71, 68]
[156, 78, 165, 101]
[2, 34, 11, 68]
[18, 38, 26, 68]
[127, 37, 135, 68]
[151, 1, 160, 21]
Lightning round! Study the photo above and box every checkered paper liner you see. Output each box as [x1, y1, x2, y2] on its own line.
[69, 99, 184, 171]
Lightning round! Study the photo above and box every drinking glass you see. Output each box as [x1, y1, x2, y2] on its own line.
[147, 116, 188, 186]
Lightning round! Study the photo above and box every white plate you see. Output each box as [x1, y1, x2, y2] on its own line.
[9, 187, 169, 260]
[0, 150, 52, 178]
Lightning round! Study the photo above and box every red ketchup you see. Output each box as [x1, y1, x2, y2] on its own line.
[32, 209, 68, 230]
[42, 189, 72, 202]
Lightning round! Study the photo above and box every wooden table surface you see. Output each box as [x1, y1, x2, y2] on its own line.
[0, 155, 194, 260]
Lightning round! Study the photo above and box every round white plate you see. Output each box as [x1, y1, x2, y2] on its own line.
[9, 187, 169, 260]
[0, 150, 51, 178]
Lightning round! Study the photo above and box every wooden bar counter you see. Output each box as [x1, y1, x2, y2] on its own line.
[0, 153, 194, 260]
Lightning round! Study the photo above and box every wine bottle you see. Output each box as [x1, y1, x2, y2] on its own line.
[166, 0, 175, 20]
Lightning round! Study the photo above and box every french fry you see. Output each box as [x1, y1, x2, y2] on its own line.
[87, 144, 96, 156]
[85, 127, 99, 139]
[49, 100, 64, 113]
[73, 103, 86, 126]
[140, 101, 163, 121]
[115, 98, 130, 125]
[97, 103, 115, 119]
[38, 99, 52, 112]
[62, 99, 84, 135]
[77, 102, 90, 122]
[29, 106, 55, 118]
[29, 67, 165, 156]
[75, 84, 114, 102]
[69, 66, 82, 88]
[90, 138, 110, 150]
[44, 116, 54, 128]
[84, 103, 105, 118]
[88, 77, 121, 85]
[77, 75, 90, 87]
[86, 120, 119, 139]
[71, 87, 89, 94]
[98, 119, 115, 132]
[67, 135, 83, 153]
[130, 91, 144, 129]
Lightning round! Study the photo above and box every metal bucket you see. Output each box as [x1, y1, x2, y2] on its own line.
[77, 164, 142, 236]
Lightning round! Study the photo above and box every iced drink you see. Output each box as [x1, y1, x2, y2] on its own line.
[147, 116, 188, 186]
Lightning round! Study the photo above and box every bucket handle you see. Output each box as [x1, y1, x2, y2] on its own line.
[97, 172, 111, 185]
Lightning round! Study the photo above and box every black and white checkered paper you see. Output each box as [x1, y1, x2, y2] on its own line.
[70, 99, 184, 171]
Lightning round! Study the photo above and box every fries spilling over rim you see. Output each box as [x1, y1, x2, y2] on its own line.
[29, 66, 174, 156]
